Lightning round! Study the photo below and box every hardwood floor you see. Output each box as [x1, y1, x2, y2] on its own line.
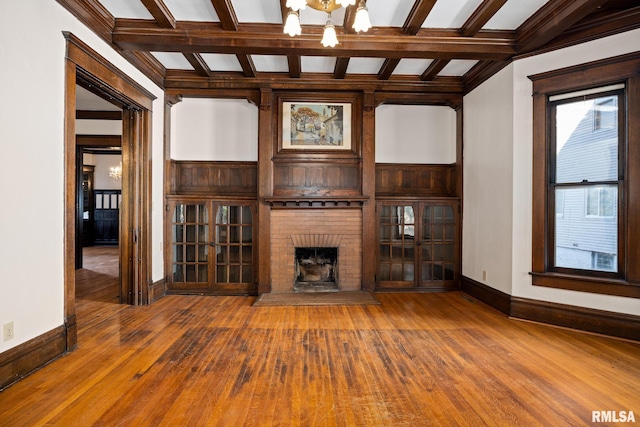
[0, 247, 638, 426]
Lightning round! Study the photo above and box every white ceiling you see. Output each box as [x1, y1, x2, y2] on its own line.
[97, 0, 549, 77]
[76, 86, 122, 111]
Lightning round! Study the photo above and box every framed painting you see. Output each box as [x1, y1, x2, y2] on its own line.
[282, 102, 352, 150]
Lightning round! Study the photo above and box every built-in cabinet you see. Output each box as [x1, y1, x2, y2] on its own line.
[376, 200, 459, 291]
[166, 199, 256, 295]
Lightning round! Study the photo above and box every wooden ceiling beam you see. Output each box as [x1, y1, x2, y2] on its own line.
[140, 0, 176, 29]
[402, 0, 438, 34]
[163, 70, 465, 93]
[417, 0, 506, 84]
[183, 53, 211, 77]
[517, 0, 609, 53]
[378, 59, 401, 80]
[288, 55, 302, 78]
[334, 58, 350, 79]
[459, 0, 508, 37]
[343, 5, 357, 35]
[420, 59, 448, 81]
[76, 110, 123, 120]
[540, 6, 640, 53]
[210, 0, 238, 31]
[236, 55, 257, 78]
[112, 24, 516, 60]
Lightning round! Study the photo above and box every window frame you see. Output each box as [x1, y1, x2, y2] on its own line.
[529, 52, 640, 299]
[548, 89, 624, 278]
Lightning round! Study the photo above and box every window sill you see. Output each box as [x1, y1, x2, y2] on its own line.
[530, 272, 640, 299]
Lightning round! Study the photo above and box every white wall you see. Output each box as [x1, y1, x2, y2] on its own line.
[464, 28, 640, 316]
[0, 1, 164, 352]
[463, 65, 514, 294]
[375, 105, 456, 164]
[76, 119, 122, 135]
[171, 98, 259, 161]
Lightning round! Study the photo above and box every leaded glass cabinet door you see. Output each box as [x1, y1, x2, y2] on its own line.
[212, 203, 255, 294]
[378, 204, 417, 288]
[420, 204, 457, 287]
[170, 202, 210, 292]
[377, 201, 459, 291]
[167, 200, 256, 295]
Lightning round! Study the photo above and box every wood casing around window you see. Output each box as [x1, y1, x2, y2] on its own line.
[529, 51, 640, 298]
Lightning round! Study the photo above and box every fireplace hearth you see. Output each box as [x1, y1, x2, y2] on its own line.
[294, 247, 338, 292]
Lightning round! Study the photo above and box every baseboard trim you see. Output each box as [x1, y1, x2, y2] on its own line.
[0, 325, 67, 390]
[149, 278, 166, 304]
[461, 275, 640, 341]
[511, 297, 640, 341]
[461, 276, 511, 315]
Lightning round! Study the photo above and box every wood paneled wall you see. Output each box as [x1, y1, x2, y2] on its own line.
[375, 163, 457, 197]
[169, 161, 458, 198]
[273, 160, 361, 196]
[170, 160, 257, 196]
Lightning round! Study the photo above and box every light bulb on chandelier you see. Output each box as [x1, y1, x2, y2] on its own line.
[284, 0, 371, 46]
[321, 14, 339, 48]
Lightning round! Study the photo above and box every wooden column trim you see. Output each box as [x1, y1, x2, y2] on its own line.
[63, 58, 78, 351]
[361, 90, 376, 291]
[257, 88, 274, 294]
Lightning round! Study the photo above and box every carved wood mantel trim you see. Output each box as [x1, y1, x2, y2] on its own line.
[263, 196, 368, 209]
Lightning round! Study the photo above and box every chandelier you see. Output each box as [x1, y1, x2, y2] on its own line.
[284, 0, 371, 47]
[109, 162, 122, 181]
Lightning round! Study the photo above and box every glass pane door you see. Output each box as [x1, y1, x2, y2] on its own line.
[213, 204, 254, 291]
[377, 201, 458, 291]
[420, 204, 456, 285]
[378, 205, 416, 287]
[171, 203, 210, 287]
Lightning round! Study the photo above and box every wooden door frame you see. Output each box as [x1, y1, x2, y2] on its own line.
[63, 32, 155, 350]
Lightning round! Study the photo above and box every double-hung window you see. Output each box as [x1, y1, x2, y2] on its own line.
[550, 87, 622, 274]
[530, 53, 640, 298]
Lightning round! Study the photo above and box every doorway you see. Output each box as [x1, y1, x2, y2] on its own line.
[64, 32, 156, 350]
[74, 83, 123, 270]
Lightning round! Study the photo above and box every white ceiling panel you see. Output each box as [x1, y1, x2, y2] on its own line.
[76, 86, 121, 111]
[201, 53, 243, 72]
[393, 58, 434, 76]
[422, 0, 484, 28]
[164, 0, 219, 22]
[346, 57, 386, 74]
[366, 0, 415, 27]
[232, 0, 282, 24]
[251, 55, 289, 73]
[301, 56, 337, 74]
[99, 0, 152, 19]
[484, 0, 549, 30]
[439, 59, 478, 76]
[151, 52, 194, 70]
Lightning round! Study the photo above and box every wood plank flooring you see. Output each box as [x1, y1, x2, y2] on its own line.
[0, 246, 639, 426]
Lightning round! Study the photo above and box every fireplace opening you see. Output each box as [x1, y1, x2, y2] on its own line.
[294, 247, 338, 292]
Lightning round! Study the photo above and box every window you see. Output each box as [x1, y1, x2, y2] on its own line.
[551, 90, 621, 273]
[530, 53, 640, 299]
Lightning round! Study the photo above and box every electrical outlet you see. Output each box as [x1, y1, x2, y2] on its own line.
[482, 270, 487, 281]
[3, 322, 14, 341]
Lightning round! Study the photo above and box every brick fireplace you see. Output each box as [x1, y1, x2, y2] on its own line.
[270, 209, 362, 293]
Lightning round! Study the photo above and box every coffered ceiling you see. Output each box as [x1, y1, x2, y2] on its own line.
[58, 0, 640, 94]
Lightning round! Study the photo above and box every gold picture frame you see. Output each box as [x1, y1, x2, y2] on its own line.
[282, 102, 352, 150]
